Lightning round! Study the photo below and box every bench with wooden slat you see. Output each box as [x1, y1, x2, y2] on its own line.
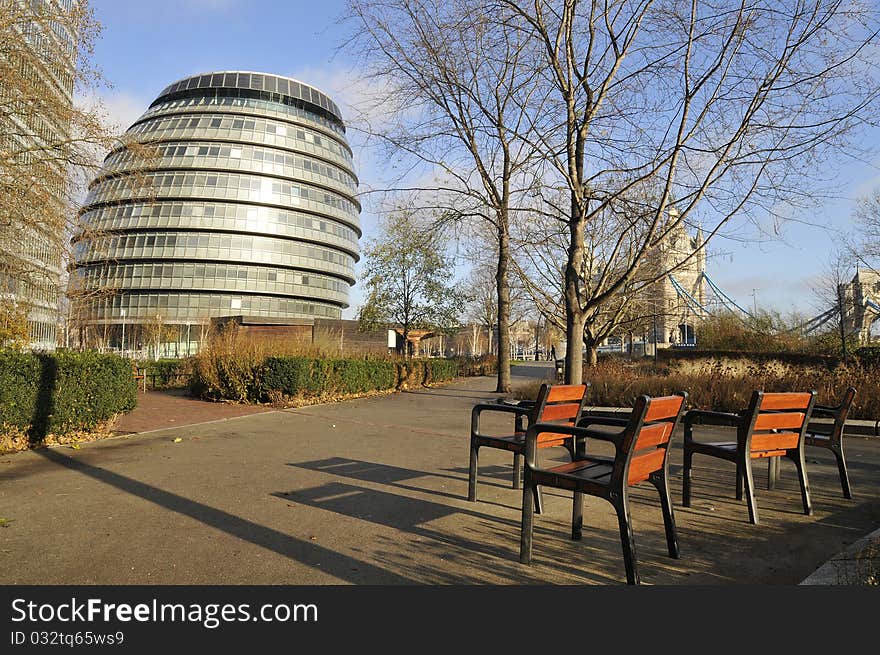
[682, 390, 817, 525]
[468, 384, 589, 513]
[804, 387, 857, 499]
[519, 392, 687, 585]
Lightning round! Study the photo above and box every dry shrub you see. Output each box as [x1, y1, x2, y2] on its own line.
[513, 356, 879, 419]
[582, 358, 879, 418]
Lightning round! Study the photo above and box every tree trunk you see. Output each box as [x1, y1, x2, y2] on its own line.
[564, 193, 586, 385]
[565, 310, 585, 384]
[583, 331, 600, 369]
[496, 223, 512, 393]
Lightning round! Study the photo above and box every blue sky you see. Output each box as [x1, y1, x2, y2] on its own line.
[86, 0, 880, 321]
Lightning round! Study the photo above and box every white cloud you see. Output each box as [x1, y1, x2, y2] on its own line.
[76, 88, 149, 136]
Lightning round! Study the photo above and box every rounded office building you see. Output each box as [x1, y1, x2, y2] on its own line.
[71, 71, 360, 351]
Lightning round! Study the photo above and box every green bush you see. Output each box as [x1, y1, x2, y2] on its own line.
[138, 358, 193, 389]
[426, 358, 458, 383]
[0, 349, 137, 448]
[192, 351, 473, 403]
[260, 357, 398, 400]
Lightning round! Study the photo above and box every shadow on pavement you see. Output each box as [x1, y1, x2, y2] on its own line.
[33, 447, 413, 584]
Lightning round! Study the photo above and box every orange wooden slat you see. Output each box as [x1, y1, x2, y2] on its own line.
[644, 396, 684, 422]
[634, 422, 673, 450]
[759, 392, 812, 411]
[754, 412, 805, 431]
[545, 384, 587, 403]
[627, 449, 665, 485]
[540, 403, 581, 422]
[751, 432, 799, 452]
[536, 431, 571, 446]
[750, 449, 787, 459]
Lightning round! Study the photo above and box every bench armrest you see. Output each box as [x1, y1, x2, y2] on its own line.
[811, 405, 837, 418]
[471, 402, 532, 437]
[684, 409, 741, 427]
[577, 415, 630, 429]
[522, 422, 624, 465]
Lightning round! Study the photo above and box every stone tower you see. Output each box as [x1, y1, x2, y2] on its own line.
[644, 209, 706, 348]
[842, 269, 880, 344]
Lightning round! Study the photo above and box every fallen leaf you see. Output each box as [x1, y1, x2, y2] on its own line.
[0, 518, 12, 528]
[69, 444, 81, 450]
[173, 437, 182, 443]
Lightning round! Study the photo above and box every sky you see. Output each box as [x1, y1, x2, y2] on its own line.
[84, 0, 880, 322]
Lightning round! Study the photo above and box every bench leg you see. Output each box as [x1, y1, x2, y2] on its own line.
[651, 471, 679, 559]
[682, 446, 693, 507]
[791, 449, 812, 516]
[830, 443, 853, 499]
[742, 455, 759, 525]
[614, 494, 639, 585]
[736, 458, 744, 501]
[468, 444, 479, 502]
[767, 456, 780, 490]
[571, 490, 583, 540]
[512, 452, 521, 490]
[519, 473, 536, 565]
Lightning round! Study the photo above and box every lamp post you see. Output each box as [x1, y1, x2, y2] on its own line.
[185, 322, 191, 356]
[120, 308, 126, 354]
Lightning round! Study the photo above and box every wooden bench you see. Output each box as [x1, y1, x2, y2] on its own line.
[805, 387, 857, 499]
[468, 384, 589, 513]
[683, 390, 817, 525]
[519, 393, 687, 585]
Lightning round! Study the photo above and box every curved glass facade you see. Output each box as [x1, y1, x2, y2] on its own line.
[72, 71, 360, 336]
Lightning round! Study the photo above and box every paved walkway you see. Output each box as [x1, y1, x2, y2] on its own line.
[113, 388, 273, 435]
[1, 364, 878, 585]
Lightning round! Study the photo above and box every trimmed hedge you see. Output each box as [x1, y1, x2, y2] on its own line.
[138, 358, 193, 389]
[0, 350, 137, 448]
[190, 354, 481, 403]
[261, 357, 398, 399]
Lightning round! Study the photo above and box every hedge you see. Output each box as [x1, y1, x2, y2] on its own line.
[260, 357, 398, 400]
[190, 354, 485, 403]
[137, 358, 193, 389]
[0, 350, 138, 449]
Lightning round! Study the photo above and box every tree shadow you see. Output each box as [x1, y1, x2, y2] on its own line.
[33, 447, 414, 584]
[28, 353, 58, 446]
[273, 480, 623, 584]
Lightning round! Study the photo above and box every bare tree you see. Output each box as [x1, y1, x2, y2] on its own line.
[502, 0, 880, 383]
[345, 0, 550, 391]
[854, 187, 880, 264]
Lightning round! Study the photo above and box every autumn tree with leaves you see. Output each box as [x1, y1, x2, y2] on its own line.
[1, 0, 116, 346]
[357, 207, 466, 357]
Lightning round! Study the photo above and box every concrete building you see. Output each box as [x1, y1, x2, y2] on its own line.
[71, 71, 360, 353]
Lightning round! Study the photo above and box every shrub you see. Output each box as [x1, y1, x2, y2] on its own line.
[426, 358, 458, 383]
[137, 358, 193, 389]
[260, 357, 398, 400]
[0, 349, 137, 451]
[567, 357, 880, 419]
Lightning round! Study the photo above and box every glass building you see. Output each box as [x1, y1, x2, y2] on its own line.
[1, 0, 78, 350]
[71, 71, 360, 352]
